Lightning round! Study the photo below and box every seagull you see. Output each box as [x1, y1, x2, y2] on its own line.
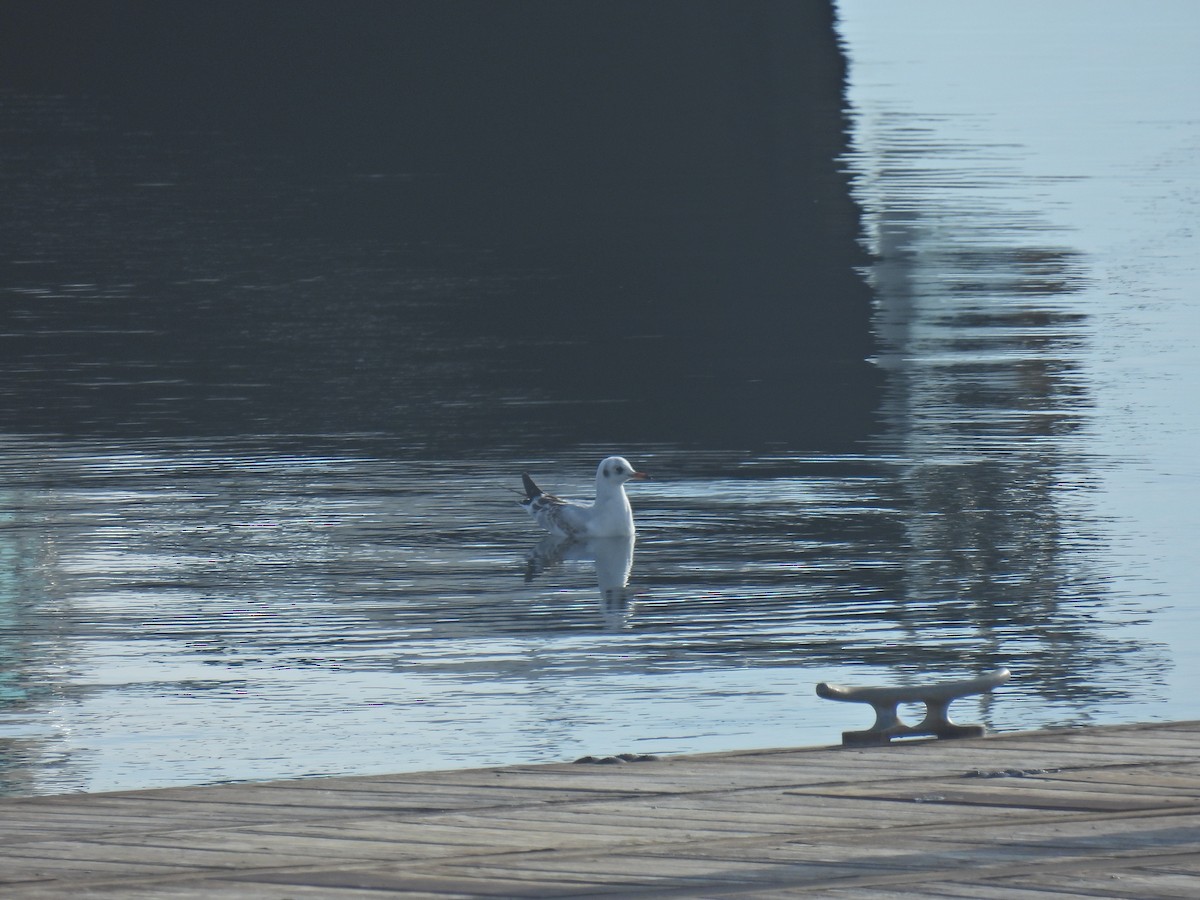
[520, 456, 649, 538]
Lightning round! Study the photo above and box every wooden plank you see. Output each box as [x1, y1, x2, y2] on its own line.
[29, 884, 438, 900]
[420, 848, 823, 888]
[121, 783, 488, 812]
[898, 866, 1200, 900]
[478, 790, 1069, 833]
[234, 866, 625, 896]
[1034, 769, 1200, 797]
[831, 882, 1116, 898]
[244, 815, 619, 854]
[916, 811, 1200, 854]
[94, 824, 457, 862]
[243, 773, 633, 804]
[2, 721, 1200, 898]
[0, 853, 189, 886]
[788, 780, 1200, 813]
[1049, 763, 1200, 793]
[0, 839, 340, 874]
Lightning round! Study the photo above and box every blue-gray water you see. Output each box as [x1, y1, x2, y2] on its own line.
[2, 1, 1199, 795]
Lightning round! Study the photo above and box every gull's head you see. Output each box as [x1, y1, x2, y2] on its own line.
[596, 456, 649, 488]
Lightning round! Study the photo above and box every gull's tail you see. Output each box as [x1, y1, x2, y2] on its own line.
[521, 473, 543, 503]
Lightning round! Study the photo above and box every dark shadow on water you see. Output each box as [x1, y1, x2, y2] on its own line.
[0, 1, 880, 453]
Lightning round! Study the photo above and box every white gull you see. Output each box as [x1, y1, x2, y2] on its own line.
[520, 456, 648, 538]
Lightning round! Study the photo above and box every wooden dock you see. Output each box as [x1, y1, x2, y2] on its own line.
[1, 720, 1199, 897]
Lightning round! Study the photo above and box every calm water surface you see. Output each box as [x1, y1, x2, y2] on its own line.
[2, 2, 1199, 794]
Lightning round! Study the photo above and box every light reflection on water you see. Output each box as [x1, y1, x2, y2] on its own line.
[838, 0, 1199, 729]
[3, 1, 1200, 795]
[0, 440, 1167, 794]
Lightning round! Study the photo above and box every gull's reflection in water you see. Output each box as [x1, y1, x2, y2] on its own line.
[525, 534, 637, 629]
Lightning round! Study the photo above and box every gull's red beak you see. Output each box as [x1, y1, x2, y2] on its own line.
[630, 470, 650, 481]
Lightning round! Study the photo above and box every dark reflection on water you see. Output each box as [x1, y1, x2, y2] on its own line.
[0, 15, 879, 448]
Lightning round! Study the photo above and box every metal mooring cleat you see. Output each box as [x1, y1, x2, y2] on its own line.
[816, 668, 1010, 746]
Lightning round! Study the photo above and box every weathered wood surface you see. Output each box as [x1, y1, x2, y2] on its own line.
[1, 721, 1199, 898]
